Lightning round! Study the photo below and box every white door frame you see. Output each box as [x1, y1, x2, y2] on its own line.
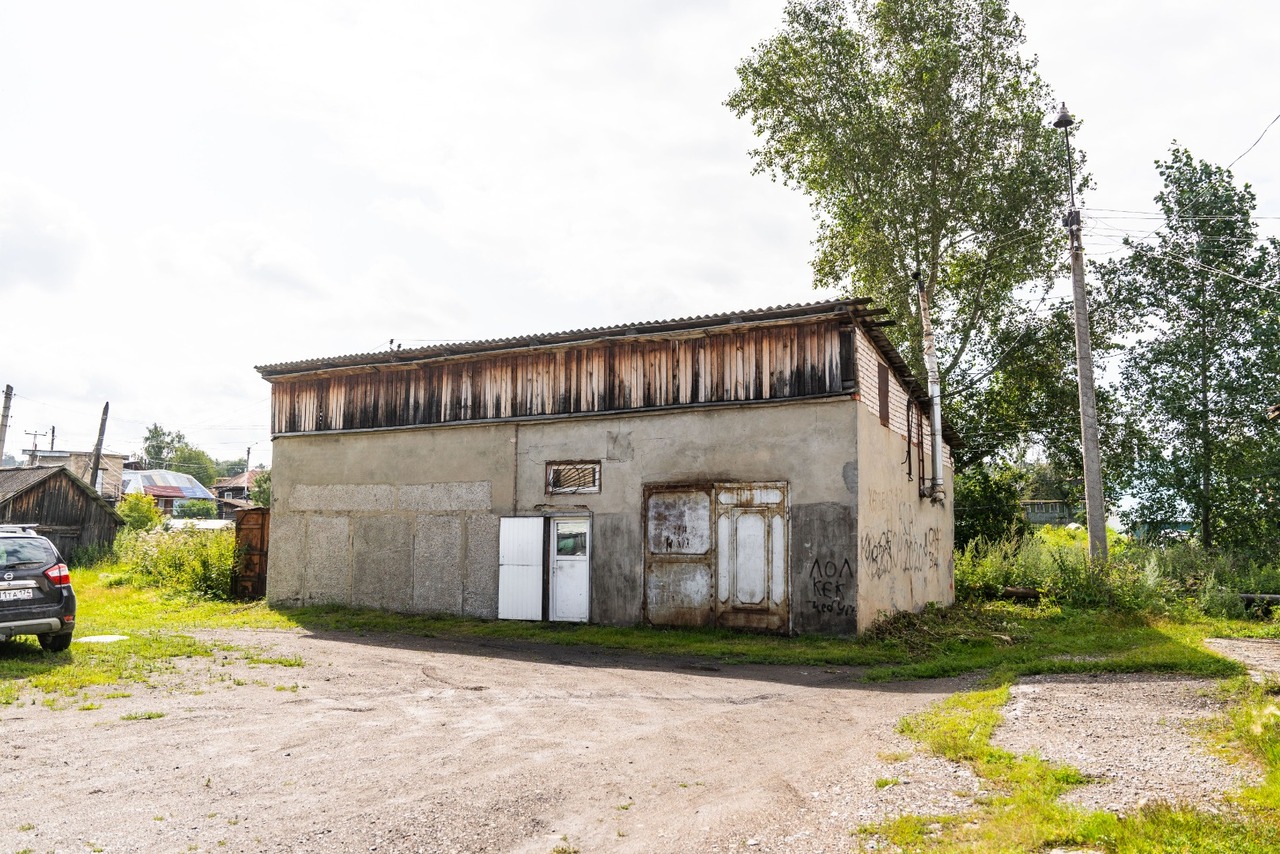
[549, 516, 591, 623]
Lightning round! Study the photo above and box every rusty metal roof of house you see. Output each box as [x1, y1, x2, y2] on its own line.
[255, 298, 890, 378]
[120, 470, 217, 502]
[0, 465, 126, 523]
[213, 470, 267, 490]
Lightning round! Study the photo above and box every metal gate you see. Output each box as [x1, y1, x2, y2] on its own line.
[233, 508, 269, 600]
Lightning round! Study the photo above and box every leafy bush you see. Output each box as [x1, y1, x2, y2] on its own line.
[955, 527, 1280, 616]
[250, 470, 271, 507]
[173, 499, 217, 519]
[953, 464, 1026, 549]
[66, 541, 116, 568]
[113, 527, 237, 600]
[117, 493, 163, 530]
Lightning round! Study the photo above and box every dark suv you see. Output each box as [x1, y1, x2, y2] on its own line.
[0, 525, 75, 652]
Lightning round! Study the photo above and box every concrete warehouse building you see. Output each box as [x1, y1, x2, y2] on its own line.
[256, 299, 956, 634]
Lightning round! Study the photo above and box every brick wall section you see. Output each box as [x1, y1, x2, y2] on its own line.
[853, 326, 951, 470]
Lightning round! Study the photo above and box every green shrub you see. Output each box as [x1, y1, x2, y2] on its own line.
[173, 499, 217, 519]
[955, 528, 1280, 616]
[66, 541, 116, 568]
[117, 492, 163, 530]
[113, 527, 237, 600]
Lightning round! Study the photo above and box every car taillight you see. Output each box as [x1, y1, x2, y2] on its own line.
[44, 564, 71, 587]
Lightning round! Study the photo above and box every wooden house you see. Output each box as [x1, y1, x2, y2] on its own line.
[0, 466, 124, 556]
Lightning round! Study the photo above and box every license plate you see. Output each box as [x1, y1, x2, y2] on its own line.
[0, 589, 34, 601]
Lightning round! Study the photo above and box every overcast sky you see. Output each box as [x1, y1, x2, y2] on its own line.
[1, 1, 1276, 470]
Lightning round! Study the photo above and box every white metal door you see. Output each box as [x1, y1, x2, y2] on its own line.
[549, 518, 590, 622]
[715, 484, 788, 630]
[498, 517, 544, 620]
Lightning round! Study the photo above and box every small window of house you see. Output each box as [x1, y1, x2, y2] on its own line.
[877, 363, 890, 427]
[546, 461, 601, 494]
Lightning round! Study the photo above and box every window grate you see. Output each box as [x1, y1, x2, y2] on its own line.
[546, 462, 601, 494]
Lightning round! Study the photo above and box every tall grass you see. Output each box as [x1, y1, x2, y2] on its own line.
[111, 527, 237, 600]
[956, 525, 1280, 616]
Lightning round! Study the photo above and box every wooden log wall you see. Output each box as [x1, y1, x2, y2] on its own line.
[271, 319, 846, 435]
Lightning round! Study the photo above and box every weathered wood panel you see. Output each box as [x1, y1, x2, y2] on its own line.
[269, 319, 848, 435]
[0, 470, 121, 555]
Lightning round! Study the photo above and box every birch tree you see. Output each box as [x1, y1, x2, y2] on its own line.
[727, 0, 1080, 431]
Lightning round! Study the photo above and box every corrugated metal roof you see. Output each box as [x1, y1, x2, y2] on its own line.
[120, 470, 216, 501]
[213, 470, 266, 490]
[255, 298, 879, 378]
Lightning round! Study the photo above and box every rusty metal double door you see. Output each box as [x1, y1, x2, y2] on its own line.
[643, 482, 789, 632]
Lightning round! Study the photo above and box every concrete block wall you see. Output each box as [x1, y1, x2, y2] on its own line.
[265, 393, 953, 633]
[266, 424, 514, 616]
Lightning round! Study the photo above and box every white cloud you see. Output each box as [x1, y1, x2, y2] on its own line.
[0, 177, 94, 292]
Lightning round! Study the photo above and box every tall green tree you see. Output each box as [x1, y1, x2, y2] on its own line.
[727, 0, 1087, 469]
[169, 444, 218, 487]
[1098, 147, 1280, 551]
[249, 470, 271, 507]
[953, 461, 1027, 548]
[215, 457, 248, 478]
[142, 424, 186, 468]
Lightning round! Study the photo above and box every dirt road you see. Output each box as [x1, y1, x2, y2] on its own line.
[1, 629, 1265, 853]
[2, 630, 970, 853]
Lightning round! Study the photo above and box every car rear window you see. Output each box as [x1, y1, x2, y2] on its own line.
[0, 538, 55, 567]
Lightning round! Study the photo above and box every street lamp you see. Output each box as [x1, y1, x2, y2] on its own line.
[1054, 103, 1108, 563]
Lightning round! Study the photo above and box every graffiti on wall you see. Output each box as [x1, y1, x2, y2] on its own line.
[806, 557, 854, 617]
[862, 491, 942, 580]
[862, 528, 942, 579]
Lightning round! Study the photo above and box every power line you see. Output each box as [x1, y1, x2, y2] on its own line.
[1227, 111, 1280, 171]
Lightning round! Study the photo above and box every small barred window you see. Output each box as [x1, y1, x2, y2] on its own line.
[546, 461, 601, 495]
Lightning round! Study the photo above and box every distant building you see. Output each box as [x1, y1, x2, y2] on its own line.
[212, 469, 267, 503]
[1021, 499, 1075, 527]
[120, 469, 217, 515]
[23, 449, 127, 500]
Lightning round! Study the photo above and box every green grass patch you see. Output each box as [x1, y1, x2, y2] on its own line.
[244, 653, 304, 667]
[281, 598, 1251, 685]
[0, 567, 300, 706]
[862, 676, 1280, 852]
[121, 711, 165, 721]
[4, 566, 1267, 713]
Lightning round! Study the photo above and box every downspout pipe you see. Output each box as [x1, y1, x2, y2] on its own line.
[914, 273, 946, 504]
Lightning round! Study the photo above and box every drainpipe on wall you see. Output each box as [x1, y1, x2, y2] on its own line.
[914, 273, 946, 505]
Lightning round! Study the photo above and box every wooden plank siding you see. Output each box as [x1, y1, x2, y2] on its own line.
[0, 468, 122, 555]
[270, 319, 849, 435]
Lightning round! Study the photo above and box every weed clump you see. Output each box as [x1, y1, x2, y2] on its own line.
[112, 527, 237, 600]
[955, 526, 1280, 618]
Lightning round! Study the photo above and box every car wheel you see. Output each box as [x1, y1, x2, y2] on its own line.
[38, 631, 73, 652]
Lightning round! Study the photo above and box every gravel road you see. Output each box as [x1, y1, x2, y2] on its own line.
[1, 630, 1273, 854]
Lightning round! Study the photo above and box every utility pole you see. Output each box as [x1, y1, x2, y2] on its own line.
[0, 385, 12, 464]
[25, 430, 47, 465]
[1054, 103, 1108, 563]
[49, 426, 55, 450]
[88, 402, 109, 494]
